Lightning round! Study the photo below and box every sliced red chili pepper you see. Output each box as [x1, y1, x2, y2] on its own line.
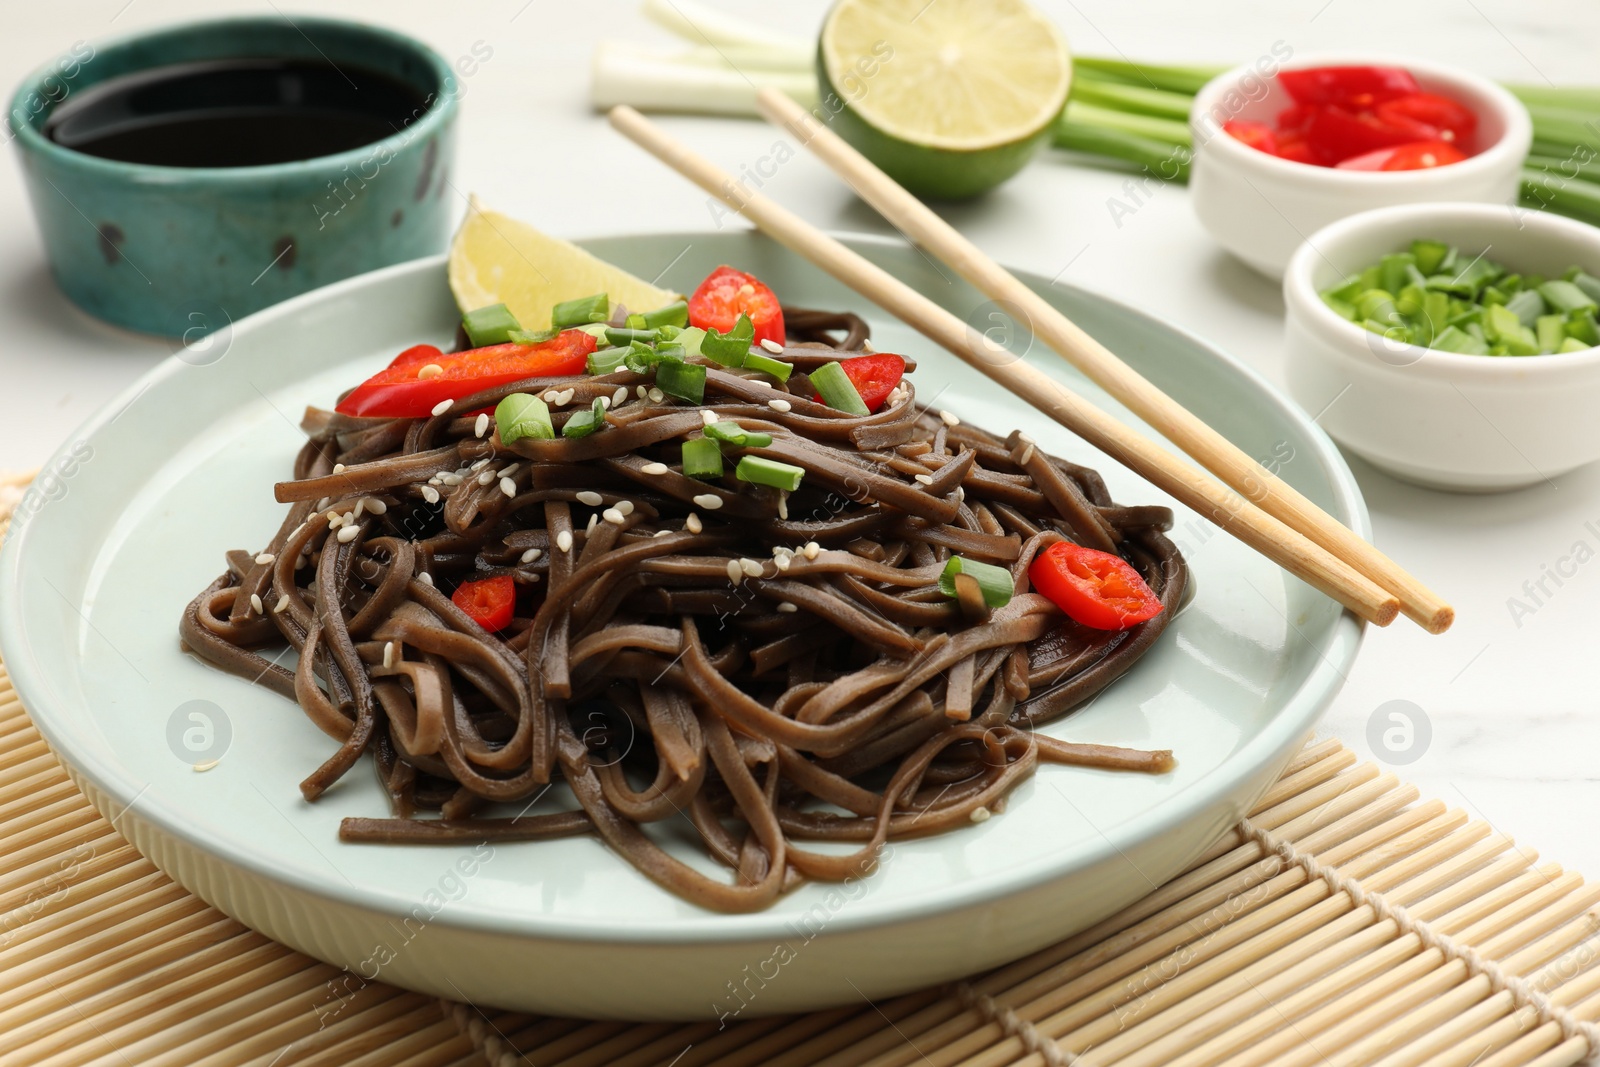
[687, 265, 785, 347]
[388, 343, 446, 369]
[1335, 140, 1469, 171]
[1222, 120, 1279, 155]
[451, 575, 516, 633]
[813, 352, 906, 413]
[1277, 66, 1420, 108]
[1274, 135, 1318, 165]
[1304, 105, 1421, 164]
[336, 330, 596, 418]
[1028, 541, 1163, 631]
[1374, 92, 1478, 147]
[1275, 104, 1316, 136]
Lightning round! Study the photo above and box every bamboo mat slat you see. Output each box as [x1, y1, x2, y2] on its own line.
[2, 471, 1598, 1067]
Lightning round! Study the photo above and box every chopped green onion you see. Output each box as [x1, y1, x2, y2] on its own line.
[508, 327, 560, 345]
[1431, 325, 1490, 355]
[704, 421, 773, 448]
[656, 360, 707, 403]
[638, 301, 689, 329]
[1410, 239, 1451, 276]
[682, 436, 724, 479]
[562, 398, 608, 438]
[656, 324, 683, 341]
[937, 556, 1014, 608]
[1559, 337, 1591, 353]
[653, 343, 686, 361]
[587, 347, 630, 375]
[625, 313, 648, 330]
[675, 326, 707, 357]
[1505, 289, 1545, 326]
[495, 393, 554, 444]
[1538, 279, 1598, 315]
[1537, 314, 1568, 352]
[736, 455, 805, 491]
[1379, 253, 1415, 297]
[604, 326, 660, 347]
[1572, 271, 1600, 305]
[808, 360, 869, 415]
[700, 313, 755, 366]
[551, 293, 610, 329]
[741, 351, 794, 381]
[462, 303, 522, 347]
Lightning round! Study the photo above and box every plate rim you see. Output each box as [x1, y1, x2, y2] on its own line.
[0, 234, 1366, 945]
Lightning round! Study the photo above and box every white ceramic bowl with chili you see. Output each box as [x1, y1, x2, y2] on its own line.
[1283, 201, 1600, 492]
[1189, 54, 1532, 279]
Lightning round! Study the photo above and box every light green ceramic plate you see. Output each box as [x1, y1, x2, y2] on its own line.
[0, 234, 1364, 1020]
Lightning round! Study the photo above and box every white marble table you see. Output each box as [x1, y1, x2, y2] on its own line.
[2, 0, 1595, 873]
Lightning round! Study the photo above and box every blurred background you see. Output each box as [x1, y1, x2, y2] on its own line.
[4, 0, 1597, 866]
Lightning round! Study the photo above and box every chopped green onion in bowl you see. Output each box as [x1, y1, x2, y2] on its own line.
[1320, 240, 1600, 356]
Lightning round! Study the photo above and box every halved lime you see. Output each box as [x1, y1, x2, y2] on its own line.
[448, 197, 681, 325]
[818, 0, 1072, 200]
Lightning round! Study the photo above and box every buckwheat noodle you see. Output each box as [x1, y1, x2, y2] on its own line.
[180, 307, 1186, 912]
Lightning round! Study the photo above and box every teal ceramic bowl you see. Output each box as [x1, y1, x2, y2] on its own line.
[7, 16, 459, 337]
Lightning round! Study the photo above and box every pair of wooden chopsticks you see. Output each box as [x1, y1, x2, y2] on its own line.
[607, 91, 1452, 633]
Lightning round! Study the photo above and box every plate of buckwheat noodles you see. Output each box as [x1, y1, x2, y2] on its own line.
[0, 233, 1365, 1019]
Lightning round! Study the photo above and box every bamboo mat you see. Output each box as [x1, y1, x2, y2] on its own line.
[3, 470, 1600, 1067]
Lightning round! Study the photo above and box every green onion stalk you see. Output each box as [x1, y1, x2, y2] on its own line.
[1059, 57, 1600, 226]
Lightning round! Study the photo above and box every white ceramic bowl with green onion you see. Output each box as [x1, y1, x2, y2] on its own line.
[1189, 53, 1532, 279]
[1283, 202, 1600, 492]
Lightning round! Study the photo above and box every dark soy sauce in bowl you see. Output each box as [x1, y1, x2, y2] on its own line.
[43, 59, 429, 168]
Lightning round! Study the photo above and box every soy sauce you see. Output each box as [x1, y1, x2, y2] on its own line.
[43, 59, 429, 168]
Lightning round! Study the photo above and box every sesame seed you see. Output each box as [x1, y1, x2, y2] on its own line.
[542, 389, 560, 403]
[249, 593, 263, 614]
[804, 541, 821, 560]
[337, 524, 362, 543]
[777, 602, 798, 613]
[955, 486, 966, 502]
[774, 553, 792, 572]
[499, 463, 520, 479]
[915, 473, 935, 486]
[421, 485, 440, 505]
[428, 476, 442, 486]
[648, 387, 665, 403]
[616, 500, 635, 516]
[274, 594, 290, 614]
[749, 378, 772, 389]
[431, 399, 453, 417]
[603, 507, 625, 525]
[477, 470, 496, 486]
[586, 513, 598, 534]
[861, 339, 876, 352]
[686, 512, 703, 534]
[382, 641, 396, 668]
[500, 477, 516, 498]
[597, 395, 611, 410]
[576, 490, 603, 506]
[332, 463, 346, 474]
[759, 338, 785, 354]
[418, 571, 434, 586]
[471, 458, 492, 471]
[439, 472, 463, 486]
[364, 497, 387, 515]
[641, 461, 669, 475]
[315, 496, 331, 510]
[701, 409, 719, 426]
[970, 806, 992, 823]
[692, 493, 722, 510]
[726, 559, 744, 584]
[521, 548, 543, 564]
[558, 388, 576, 406]
[740, 558, 763, 577]
[653, 529, 672, 537]
[294, 555, 308, 571]
[556, 530, 574, 552]
[636, 385, 649, 399]
[326, 510, 345, 528]
[528, 573, 542, 583]
[193, 758, 220, 772]
[778, 492, 789, 520]
[475, 413, 490, 437]
[939, 409, 960, 427]
[768, 398, 792, 413]
[613, 386, 629, 407]
[254, 552, 275, 565]
[417, 363, 444, 379]
[354, 501, 368, 521]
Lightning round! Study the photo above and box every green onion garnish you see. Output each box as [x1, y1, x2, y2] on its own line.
[736, 455, 805, 491]
[562, 398, 607, 439]
[808, 360, 869, 415]
[605, 326, 661, 347]
[625, 313, 647, 330]
[653, 343, 686, 362]
[551, 293, 610, 330]
[938, 556, 1014, 608]
[704, 421, 773, 448]
[638, 301, 689, 329]
[623, 341, 659, 374]
[462, 303, 522, 347]
[656, 324, 683, 341]
[1539, 279, 1598, 315]
[741, 351, 794, 382]
[700, 313, 755, 367]
[682, 436, 723, 479]
[508, 327, 559, 345]
[587, 347, 629, 375]
[656, 360, 707, 404]
[496, 393, 554, 444]
[675, 327, 707, 357]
